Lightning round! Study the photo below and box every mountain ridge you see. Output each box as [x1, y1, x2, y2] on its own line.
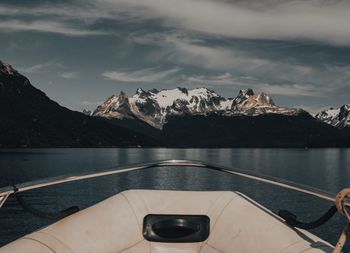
[93, 87, 304, 129]
[1, 60, 350, 148]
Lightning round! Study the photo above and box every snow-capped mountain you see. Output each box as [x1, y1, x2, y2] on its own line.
[93, 87, 303, 129]
[315, 105, 350, 128]
[228, 88, 302, 116]
[94, 87, 228, 127]
[93, 91, 136, 120]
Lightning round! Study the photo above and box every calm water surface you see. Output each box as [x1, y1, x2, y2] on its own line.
[0, 148, 349, 249]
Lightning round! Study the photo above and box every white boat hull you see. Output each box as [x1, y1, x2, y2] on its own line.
[0, 190, 334, 253]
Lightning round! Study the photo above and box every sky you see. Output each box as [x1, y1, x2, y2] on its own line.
[1, 0, 350, 113]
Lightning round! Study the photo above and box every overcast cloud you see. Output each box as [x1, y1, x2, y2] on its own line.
[0, 0, 349, 112]
[108, 0, 350, 46]
[102, 67, 181, 83]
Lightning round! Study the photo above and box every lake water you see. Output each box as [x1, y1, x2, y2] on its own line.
[0, 148, 349, 250]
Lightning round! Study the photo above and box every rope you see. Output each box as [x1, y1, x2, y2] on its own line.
[15, 194, 79, 220]
[278, 205, 337, 230]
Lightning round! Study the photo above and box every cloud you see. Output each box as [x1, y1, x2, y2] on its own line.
[17, 61, 62, 74]
[2, 1, 350, 45]
[163, 35, 270, 72]
[187, 73, 239, 85]
[132, 34, 349, 98]
[0, 20, 106, 36]
[134, 33, 310, 79]
[104, 0, 350, 46]
[18, 62, 81, 80]
[185, 72, 327, 97]
[0, 2, 143, 37]
[60, 71, 79, 79]
[102, 67, 181, 83]
[0, 2, 138, 22]
[156, 35, 309, 78]
[258, 83, 326, 97]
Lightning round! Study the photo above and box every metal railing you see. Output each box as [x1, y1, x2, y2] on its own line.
[0, 159, 336, 207]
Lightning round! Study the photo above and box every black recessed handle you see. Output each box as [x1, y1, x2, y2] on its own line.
[152, 218, 200, 239]
[143, 214, 210, 243]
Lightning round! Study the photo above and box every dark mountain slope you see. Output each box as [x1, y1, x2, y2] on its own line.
[96, 117, 165, 145]
[0, 62, 156, 147]
[162, 112, 350, 148]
